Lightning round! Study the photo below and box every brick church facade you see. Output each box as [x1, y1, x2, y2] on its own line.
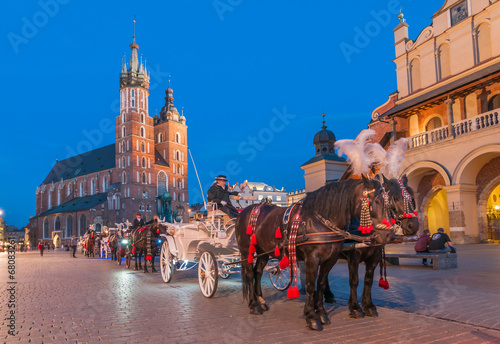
[30, 30, 189, 243]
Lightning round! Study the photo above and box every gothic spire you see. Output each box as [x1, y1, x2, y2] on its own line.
[129, 20, 139, 72]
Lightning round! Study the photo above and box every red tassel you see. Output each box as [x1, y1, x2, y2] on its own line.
[275, 227, 282, 239]
[250, 234, 257, 245]
[414, 211, 418, 216]
[368, 224, 373, 232]
[274, 245, 280, 257]
[390, 218, 396, 225]
[146, 255, 152, 261]
[287, 286, 300, 299]
[246, 224, 253, 235]
[248, 253, 254, 263]
[132, 247, 136, 255]
[384, 279, 390, 289]
[249, 244, 256, 254]
[403, 213, 407, 218]
[279, 255, 289, 269]
[408, 214, 413, 218]
[358, 225, 362, 231]
[378, 278, 390, 289]
[157, 229, 160, 233]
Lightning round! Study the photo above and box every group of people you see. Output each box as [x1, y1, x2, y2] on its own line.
[414, 227, 456, 265]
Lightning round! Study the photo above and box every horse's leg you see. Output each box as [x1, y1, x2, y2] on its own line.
[241, 260, 262, 315]
[361, 248, 382, 317]
[324, 276, 336, 303]
[134, 246, 139, 270]
[253, 255, 270, 311]
[315, 258, 336, 326]
[304, 255, 323, 331]
[142, 248, 148, 273]
[347, 250, 364, 318]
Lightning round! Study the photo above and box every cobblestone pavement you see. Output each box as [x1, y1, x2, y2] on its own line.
[1, 244, 500, 343]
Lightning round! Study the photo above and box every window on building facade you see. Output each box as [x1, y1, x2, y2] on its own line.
[122, 126, 126, 138]
[140, 127, 145, 137]
[122, 113, 125, 123]
[122, 157, 126, 168]
[175, 132, 181, 143]
[158, 133, 163, 142]
[276, 196, 282, 201]
[102, 176, 108, 191]
[176, 151, 180, 161]
[90, 178, 96, 195]
[450, 1, 468, 27]
[258, 195, 263, 200]
[141, 113, 145, 123]
[142, 157, 146, 168]
[43, 218, 49, 238]
[55, 216, 60, 232]
[122, 171, 127, 184]
[142, 172, 147, 184]
[80, 182, 84, 197]
[48, 192, 52, 208]
[141, 142, 145, 152]
[131, 99, 135, 107]
[67, 215, 73, 237]
[57, 189, 61, 205]
[79, 214, 86, 236]
[488, 95, 500, 111]
[425, 117, 442, 131]
[157, 171, 167, 196]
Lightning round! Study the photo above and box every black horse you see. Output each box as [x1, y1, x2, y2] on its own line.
[235, 176, 395, 331]
[108, 233, 119, 261]
[130, 221, 166, 273]
[338, 175, 420, 318]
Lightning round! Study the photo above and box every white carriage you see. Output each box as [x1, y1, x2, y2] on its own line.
[159, 196, 291, 297]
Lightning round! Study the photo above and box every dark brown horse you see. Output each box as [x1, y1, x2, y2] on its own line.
[339, 175, 419, 318]
[130, 221, 167, 272]
[235, 176, 395, 331]
[108, 233, 119, 261]
[84, 230, 96, 257]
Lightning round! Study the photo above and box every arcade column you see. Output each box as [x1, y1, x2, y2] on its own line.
[443, 184, 479, 244]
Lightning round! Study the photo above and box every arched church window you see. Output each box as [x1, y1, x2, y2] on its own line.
[142, 172, 147, 184]
[122, 171, 127, 184]
[140, 127, 145, 138]
[175, 132, 181, 143]
[142, 157, 146, 168]
[157, 171, 167, 196]
[141, 113, 145, 123]
[425, 117, 442, 131]
[66, 215, 73, 237]
[43, 218, 49, 238]
[141, 142, 145, 153]
[122, 126, 126, 138]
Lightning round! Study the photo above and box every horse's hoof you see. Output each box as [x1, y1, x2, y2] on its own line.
[260, 303, 269, 312]
[349, 309, 365, 319]
[324, 295, 336, 304]
[306, 319, 323, 331]
[249, 306, 263, 315]
[143, 270, 149, 273]
[318, 314, 331, 325]
[152, 268, 157, 273]
[133, 267, 138, 271]
[364, 307, 378, 317]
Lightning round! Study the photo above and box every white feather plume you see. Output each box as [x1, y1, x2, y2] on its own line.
[380, 138, 408, 178]
[364, 142, 387, 167]
[335, 129, 375, 176]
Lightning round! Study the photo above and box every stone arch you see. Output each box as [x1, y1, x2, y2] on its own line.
[401, 160, 451, 191]
[477, 174, 500, 242]
[419, 185, 450, 235]
[453, 145, 500, 184]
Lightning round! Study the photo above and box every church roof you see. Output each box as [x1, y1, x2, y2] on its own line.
[34, 193, 108, 218]
[42, 144, 116, 185]
[301, 153, 346, 167]
[155, 149, 169, 167]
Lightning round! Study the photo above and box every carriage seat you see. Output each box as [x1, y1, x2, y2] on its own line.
[206, 202, 227, 218]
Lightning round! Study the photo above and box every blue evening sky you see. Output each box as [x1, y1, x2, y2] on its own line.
[1, 0, 438, 227]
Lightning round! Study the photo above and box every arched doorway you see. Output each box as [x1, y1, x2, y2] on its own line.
[486, 184, 500, 242]
[425, 188, 450, 235]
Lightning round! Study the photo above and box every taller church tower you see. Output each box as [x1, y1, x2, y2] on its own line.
[115, 21, 156, 220]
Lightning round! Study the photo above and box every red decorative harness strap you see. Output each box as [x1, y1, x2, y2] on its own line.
[287, 205, 302, 298]
[247, 204, 264, 263]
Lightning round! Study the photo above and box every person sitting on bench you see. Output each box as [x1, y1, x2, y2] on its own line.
[428, 228, 455, 253]
[414, 229, 432, 265]
[207, 175, 240, 218]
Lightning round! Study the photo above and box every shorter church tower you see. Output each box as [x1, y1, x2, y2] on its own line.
[154, 82, 189, 220]
[301, 113, 348, 192]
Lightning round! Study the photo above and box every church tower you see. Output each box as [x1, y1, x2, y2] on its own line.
[115, 21, 156, 221]
[154, 81, 189, 217]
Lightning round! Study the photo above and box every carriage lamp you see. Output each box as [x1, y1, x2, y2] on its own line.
[158, 239, 162, 244]
[121, 239, 129, 244]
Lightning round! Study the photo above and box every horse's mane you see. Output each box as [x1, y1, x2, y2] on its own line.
[302, 179, 368, 228]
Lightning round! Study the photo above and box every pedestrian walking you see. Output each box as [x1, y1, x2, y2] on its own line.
[71, 236, 78, 258]
[38, 241, 44, 257]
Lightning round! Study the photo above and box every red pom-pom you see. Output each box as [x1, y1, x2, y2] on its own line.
[279, 255, 289, 269]
[250, 234, 257, 245]
[414, 211, 418, 216]
[287, 285, 300, 299]
[274, 245, 280, 257]
[403, 213, 407, 218]
[132, 247, 136, 255]
[275, 227, 282, 239]
[157, 229, 160, 233]
[146, 255, 152, 261]
[408, 214, 413, 218]
[358, 225, 363, 231]
[368, 224, 373, 232]
[248, 253, 254, 263]
[378, 278, 390, 289]
[249, 244, 256, 254]
[246, 224, 253, 235]
[390, 218, 397, 225]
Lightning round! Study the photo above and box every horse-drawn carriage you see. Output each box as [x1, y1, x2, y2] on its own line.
[159, 196, 291, 297]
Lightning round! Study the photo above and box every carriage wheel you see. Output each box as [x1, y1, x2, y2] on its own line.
[217, 261, 231, 279]
[268, 260, 292, 291]
[126, 252, 131, 269]
[160, 241, 174, 283]
[198, 251, 218, 298]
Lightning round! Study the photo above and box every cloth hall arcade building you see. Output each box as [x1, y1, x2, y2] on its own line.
[30, 33, 189, 243]
[369, 0, 500, 244]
